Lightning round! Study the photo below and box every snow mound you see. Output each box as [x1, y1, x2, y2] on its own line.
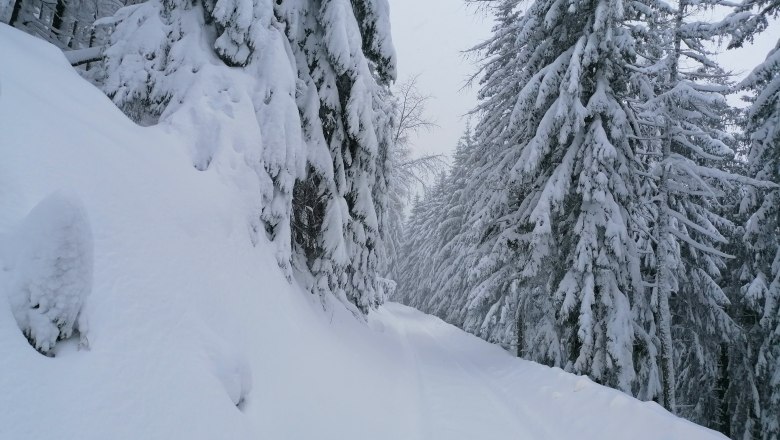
[3, 192, 92, 355]
[0, 24, 725, 440]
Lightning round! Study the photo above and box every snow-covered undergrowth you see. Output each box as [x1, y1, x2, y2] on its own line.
[0, 25, 724, 439]
[3, 192, 92, 355]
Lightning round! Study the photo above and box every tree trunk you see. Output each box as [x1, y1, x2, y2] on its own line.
[656, 0, 685, 413]
[85, 11, 96, 70]
[67, 19, 77, 47]
[515, 302, 524, 358]
[8, 0, 23, 26]
[50, 0, 65, 33]
[716, 343, 731, 436]
[656, 180, 676, 411]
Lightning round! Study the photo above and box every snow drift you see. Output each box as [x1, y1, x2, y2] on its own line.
[4, 192, 92, 355]
[0, 25, 725, 439]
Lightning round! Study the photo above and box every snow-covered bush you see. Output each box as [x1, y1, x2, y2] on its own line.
[5, 192, 93, 355]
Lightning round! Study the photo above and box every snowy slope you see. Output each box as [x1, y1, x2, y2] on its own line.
[0, 25, 725, 440]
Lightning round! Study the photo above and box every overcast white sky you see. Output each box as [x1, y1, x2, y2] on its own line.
[389, 1, 778, 160]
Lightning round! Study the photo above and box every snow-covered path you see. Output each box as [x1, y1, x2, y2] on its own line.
[385, 304, 540, 438]
[372, 303, 724, 440]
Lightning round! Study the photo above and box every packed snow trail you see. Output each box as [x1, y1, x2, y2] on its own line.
[380, 304, 542, 439]
[372, 304, 723, 440]
[0, 25, 725, 440]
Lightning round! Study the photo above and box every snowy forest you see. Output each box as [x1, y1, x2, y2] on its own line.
[396, 1, 780, 437]
[0, 0, 778, 438]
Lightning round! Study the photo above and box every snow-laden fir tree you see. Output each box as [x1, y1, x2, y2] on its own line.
[393, 193, 426, 305]
[716, 161, 762, 438]
[629, 0, 776, 425]
[740, 40, 780, 440]
[724, 0, 780, 435]
[276, 0, 396, 313]
[395, 173, 451, 305]
[634, 2, 733, 418]
[421, 130, 478, 324]
[743, 58, 780, 440]
[100, 0, 396, 313]
[396, 128, 474, 321]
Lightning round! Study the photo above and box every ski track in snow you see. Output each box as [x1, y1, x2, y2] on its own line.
[389, 304, 534, 438]
[416, 317, 551, 438]
[391, 307, 428, 440]
[373, 303, 725, 440]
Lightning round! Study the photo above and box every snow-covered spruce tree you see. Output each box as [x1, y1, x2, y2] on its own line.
[628, 0, 776, 423]
[101, 0, 396, 313]
[421, 129, 478, 324]
[717, 158, 764, 439]
[396, 128, 473, 319]
[393, 193, 426, 305]
[740, 43, 780, 440]
[275, 0, 397, 313]
[445, 0, 648, 391]
[637, 8, 733, 418]
[724, 0, 780, 435]
[395, 173, 450, 306]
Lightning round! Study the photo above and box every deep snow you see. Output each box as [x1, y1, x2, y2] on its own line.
[0, 24, 725, 439]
